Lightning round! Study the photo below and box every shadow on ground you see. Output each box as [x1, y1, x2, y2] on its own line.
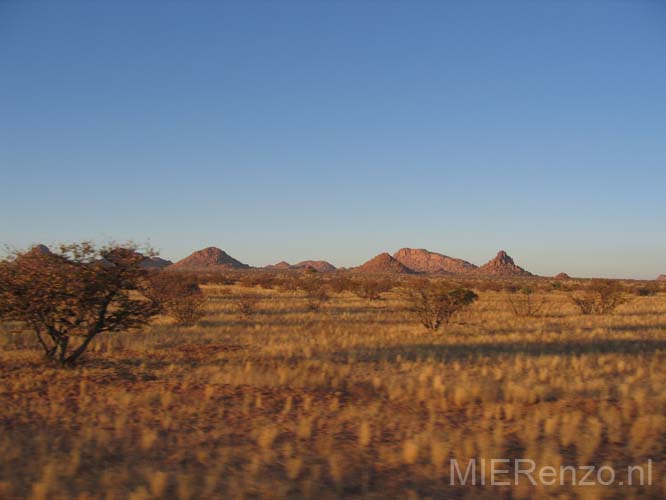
[335, 338, 666, 363]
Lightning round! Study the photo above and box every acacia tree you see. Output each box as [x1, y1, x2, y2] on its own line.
[145, 272, 207, 326]
[299, 277, 330, 312]
[405, 280, 478, 331]
[507, 286, 547, 317]
[0, 243, 160, 366]
[571, 279, 627, 315]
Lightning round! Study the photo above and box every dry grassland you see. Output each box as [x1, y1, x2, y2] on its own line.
[2, 283, 666, 499]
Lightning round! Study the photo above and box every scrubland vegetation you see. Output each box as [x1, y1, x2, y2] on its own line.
[2, 256, 666, 499]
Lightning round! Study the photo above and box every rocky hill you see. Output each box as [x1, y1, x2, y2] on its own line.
[292, 260, 336, 272]
[140, 256, 172, 269]
[657, 274, 666, 282]
[476, 250, 532, 277]
[355, 252, 415, 274]
[30, 244, 52, 255]
[265, 261, 292, 270]
[393, 248, 477, 274]
[265, 260, 336, 272]
[554, 272, 571, 280]
[171, 247, 249, 270]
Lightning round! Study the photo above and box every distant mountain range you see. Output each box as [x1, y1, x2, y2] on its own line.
[26, 244, 665, 280]
[167, 246, 535, 277]
[265, 260, 337, 273]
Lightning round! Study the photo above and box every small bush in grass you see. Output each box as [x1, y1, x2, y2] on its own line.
[147, 272, 207, 326]
[329, 275, 354, 294]
[474, 280, 503, 292]
[508, 286, 547, 317]
[233, 294, 261, 319]
[278, 276, 300, 292]
[404, 280, 478, 331]
[299, 279, 330, 312]
[238, 272, 259, 288]
[253, 273, 278, 290]
[354, 278, 394, 301]
[571, 279, 627, 315]
[634, 283, 659, 297]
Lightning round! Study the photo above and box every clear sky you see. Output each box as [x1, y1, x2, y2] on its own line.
[1, 1, 665, 278]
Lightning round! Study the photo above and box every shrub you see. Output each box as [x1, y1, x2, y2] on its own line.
[474, 280, 503, 292]
[634, 284, 659, 297]
[507, 286, 547, 317]
[571, 279, 627, 315]
[299, 279, 330, 312]
[328, 275, 354, 294]
[254, 273, 278, 290]
[278, 276, 300, 292]
[404, 280, 478, 331]
[147, 272, 207, 326]
[233, 294, 261, 319]
[238, 274, 258, 289]
[0, 243, 160, 366]
[354, 278, 394, 301]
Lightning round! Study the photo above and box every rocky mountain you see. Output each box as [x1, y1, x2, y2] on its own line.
[171, 247, 249, 270]
[140, 256, 172, 269]
[355, 252, 415, 274]
[292, 260, 336, 272]
[657, 274, 666, 282]
[393, 248, 477, 274]
[265, 261, 292, 270]
[554, 272, 571, 280]
[477, 250, 533, 277]
[265, 260, 336, 272]
[30, 244, 52, 255]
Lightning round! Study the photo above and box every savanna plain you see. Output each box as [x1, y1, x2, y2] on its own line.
[2, 275, 666, 500]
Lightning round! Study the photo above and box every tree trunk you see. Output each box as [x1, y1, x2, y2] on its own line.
[58, 336, 69, 365]
[64, 333, 98, 366]
[33, 328, 58, 360]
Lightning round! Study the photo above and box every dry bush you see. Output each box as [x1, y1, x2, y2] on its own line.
[233, 294, 261, 319]
[507, 286, 547, 317]
[328, 275, 355, 294]
[354, 278, 394, 301]
[473, 280, 503, 292]
[146, 272, 207, 326]
[633, 283, 659, 297]
[253, 273, 278, 290]
[404, 280, 478, 331]
[550, 280, 578, 293]
[238, 273, 259, 289]
[194, 271, 231, 285]
[571, 279, 627, 315]
[299, 279, 331, 312]
[0, 242, 159, 366]
[277, 276, 300, 292]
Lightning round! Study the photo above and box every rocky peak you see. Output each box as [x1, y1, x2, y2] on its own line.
[393, 248, 478, 274]
[171, 247, 249, 270]
[356, 252, 415, 274]
[477, 250, 532, 277]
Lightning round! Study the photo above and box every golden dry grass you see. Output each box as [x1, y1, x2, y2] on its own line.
[1, 283, 666, 499]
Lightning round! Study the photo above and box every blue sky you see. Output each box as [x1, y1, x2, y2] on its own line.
[1, 1, 665, 278]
